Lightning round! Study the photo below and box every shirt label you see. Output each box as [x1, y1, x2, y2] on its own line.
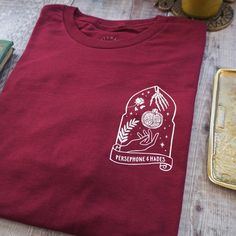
[101, 35, 118, 41]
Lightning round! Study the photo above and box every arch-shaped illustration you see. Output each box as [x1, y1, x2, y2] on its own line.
[109, 85, 177, 171]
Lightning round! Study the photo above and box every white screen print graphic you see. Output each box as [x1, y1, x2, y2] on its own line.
[109, 86, 177, 171]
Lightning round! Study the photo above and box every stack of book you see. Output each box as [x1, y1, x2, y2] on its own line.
[0, 40, 14, 72]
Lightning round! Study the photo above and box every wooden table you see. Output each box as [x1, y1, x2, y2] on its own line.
[0, 0, 236, 235]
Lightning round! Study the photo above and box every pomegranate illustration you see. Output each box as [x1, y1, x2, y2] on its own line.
[141, 109, 163, 129]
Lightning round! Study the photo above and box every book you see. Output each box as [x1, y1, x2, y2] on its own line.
[0, 47, 14, 72]
[0, 40, 14, 64]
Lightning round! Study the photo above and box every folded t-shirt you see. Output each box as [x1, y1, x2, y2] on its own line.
[0, 4, 206, 236]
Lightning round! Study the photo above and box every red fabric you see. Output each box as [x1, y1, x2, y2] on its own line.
[0, 5, 206, 236]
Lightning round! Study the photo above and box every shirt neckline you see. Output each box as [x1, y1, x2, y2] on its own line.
[63, 5, 169, 49]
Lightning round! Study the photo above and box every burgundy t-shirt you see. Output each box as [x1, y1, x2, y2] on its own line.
[0, 5, 206, 236]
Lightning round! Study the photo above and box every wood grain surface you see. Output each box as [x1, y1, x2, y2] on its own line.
[0, 0, 236, 235]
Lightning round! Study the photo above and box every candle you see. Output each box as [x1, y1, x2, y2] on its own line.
[182, 0, 223, 19]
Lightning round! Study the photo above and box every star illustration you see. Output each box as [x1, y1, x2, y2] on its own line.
[165, 135, 168, 138]
[160, 142, 165, 148]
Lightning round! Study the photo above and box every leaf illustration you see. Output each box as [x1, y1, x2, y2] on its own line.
[118, 118, 139, 143]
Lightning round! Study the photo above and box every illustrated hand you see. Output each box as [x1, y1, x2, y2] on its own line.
[114, 129, 159, 153]
[150, 86, 169, 111]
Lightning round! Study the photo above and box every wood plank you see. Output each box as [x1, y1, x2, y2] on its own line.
[179, 3, 236, 235]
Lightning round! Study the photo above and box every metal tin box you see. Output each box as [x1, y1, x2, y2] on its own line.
[208, 69, 236, 190]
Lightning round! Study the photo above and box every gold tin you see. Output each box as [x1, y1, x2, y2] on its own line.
[208, 69, 236, 190]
